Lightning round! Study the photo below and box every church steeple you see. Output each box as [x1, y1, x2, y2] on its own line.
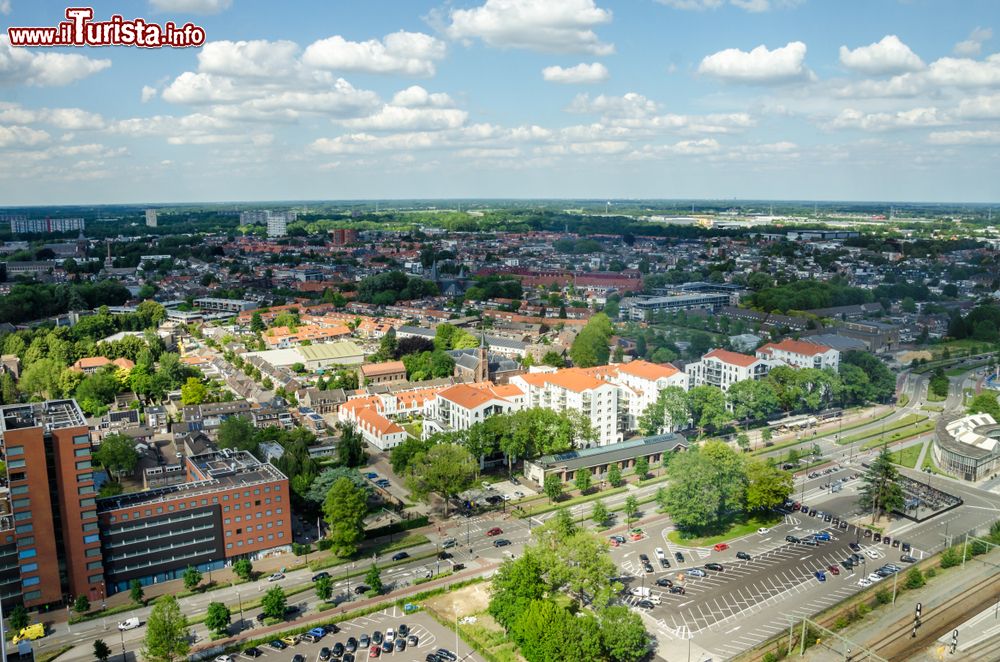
[476, 326, 489, 383]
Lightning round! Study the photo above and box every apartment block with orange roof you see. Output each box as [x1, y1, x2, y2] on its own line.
[422, 382, 524, 438]
[511, 368, 620, 446]
[602, 360, 688, 431]
[755, 338, 839, 371]
[685, 348, 774, 392]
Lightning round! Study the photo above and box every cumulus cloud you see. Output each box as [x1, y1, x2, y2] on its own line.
[957, 93, 1000, 119]
[836, 53, 1000, 98]
[391, 86, 454, 108]
[0, 1, 10, 15]
[149, 0, 232, 14]
[198, 40, 300, 78]
[954, 27, 993, 57]
[0, 125, 49, 147]
[141, 85, 158, 103]
[303, 31, 446, 77]
[340, 105, 468, 132]
[698, 41, 813, 84]
[839, 35, 925, 75]
[567, 92, 659, 117]
[928, 129, 1000, 145]
[445, 0, 614, 55]
[828, 107, 950, 131]
[542, 62, 609, 84]
[0, 36, 110, 86]
[108, 112, 272, 145]
[0, 103, 104, 130]
[566, 92, 753, 134]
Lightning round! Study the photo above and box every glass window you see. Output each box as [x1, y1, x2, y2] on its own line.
[21, 563, 37, 572]
[89, 574, 103, 583]
[74, 448, 90, 457]
[78, 485, 95, 495]
[14, 524, 32, 534]
[6, 446, 23, 456]
[12, 498, 29, 509]
[77, 473, 93, 483]
[74, 434, 90, 445]
[8, 459, 26, 469]
[76, 460, 92, 470]
[84, 534, 100, 544]
[85, 548, 101, 557]
[13, 512, 31, 522]
[22, 577, 40, 587]
[10, 485, 28, 495]
[87, 561, 102, 570]
[83, 522, 99, 532]
[18, 549, 36, 559]
[23, 590, 41, 601]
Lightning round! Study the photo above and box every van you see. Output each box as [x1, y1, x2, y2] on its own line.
[118, 618, 141, 631]
[630, 586, 652, 598]
[442, 538, 457, 549]
[12, 624, 44, 644]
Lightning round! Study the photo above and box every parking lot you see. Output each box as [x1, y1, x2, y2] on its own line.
[240, 608, 483, 662]
[456, 479, 537, 511]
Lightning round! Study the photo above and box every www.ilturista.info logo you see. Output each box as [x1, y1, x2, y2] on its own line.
[7, 7, 206, 48]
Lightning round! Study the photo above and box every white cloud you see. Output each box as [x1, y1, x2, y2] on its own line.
[542, 62, 609, 84]
[0, 36, 110, 86]
[108, 112, 273, 146]
[162, 72, 244, 104]
[954, 27, 993, 57]
[391, 86, 454, 108]
[656, 0, 802, 11]
[0, 125, 49, 147]
[928, 129, 1000, 145]
[839, 35, 924, 75]
[567, 92, 753, 134]
[149, 0, 232, 14]
[957, 93, 1000, 119]
[302, 31, 446, 77]
[198, 40, 300, 78]
[828, 107, 950, 131]
[445, 0, 614, 55]
[926, 54, 1000, 87]
[0, 103, 104, 130]
[0, 1, 10, 15]
[341, 105, 468, 131]
[141, 85, 158, 103]
[698, 41, 813, 84]
[567, 92, 659, 118]
[626, 138, 722, 159]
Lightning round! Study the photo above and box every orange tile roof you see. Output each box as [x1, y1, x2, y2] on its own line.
[758, 339, 831, 357]
[356, 407, 404, 436]
[617, 359, 679, 381]
[112, 357, 135, 370]
[545, 368, 606, 393]
[360, 361, 406, 376]
[438, 384, 497, 410]
[704, 349, 760, 367]
[73, 356, 111, 370]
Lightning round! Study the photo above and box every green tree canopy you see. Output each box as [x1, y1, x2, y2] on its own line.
[322, 477, 369, 557]
[141, 595, 190, 662]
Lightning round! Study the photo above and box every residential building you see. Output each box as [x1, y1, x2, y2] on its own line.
[601, 360, 688, 432]
[756, 339, 840, 371]
[194, 298, 258, 314]
[0, 400, 101, 609]
[97, 449, 291, 593]
[422, 382, 524, 437]
[71, 356, 135, 374]
[511, 368, 620, 446]
[9, 216, 85, 235]
[145, 209, 157, 228]
[685, 349, 773, 392]
[360, 361, 407, 385]
[620, 293, 730, 321]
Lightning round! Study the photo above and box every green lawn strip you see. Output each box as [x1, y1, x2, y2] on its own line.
[513, 486, 628, 518]
[927, 391, 947, 402]
[859, 422, 936, 451]
[921, 451, 949, 476]
[572, 493, 659, 525]
[837, 413, 927, 445]
[752, 408, 894, 455]
[636, 473, 671, 488]
[888, 443, 922, 469]
[921, 405, 944, 412]
[666, 513, 783, 547]
[309, 542, 437, 572]
[898, 394, 909, 407]
[219, 578, 485, 655]
[36, 645, 72, 662]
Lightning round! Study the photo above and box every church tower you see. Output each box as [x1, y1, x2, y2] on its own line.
[476, 328, 489, 383]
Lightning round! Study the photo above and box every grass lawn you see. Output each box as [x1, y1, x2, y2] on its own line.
[921, 405, 945, 412]
[888, 443, 922, 468]
[945, 362, 988, 377]
[921, 451, 949, 476]
[838, 414, 927, 445]
[402, 421, 423, 439]
[929, 339, 995, 359]
[667, 512, 782, 547]
[859, 422, 936, 450]
[927, 391, 947, 402]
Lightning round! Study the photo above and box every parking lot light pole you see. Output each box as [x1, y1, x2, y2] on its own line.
[237, 591, 244, 632]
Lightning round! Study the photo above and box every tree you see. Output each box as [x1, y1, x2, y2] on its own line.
[142, 595, 190, 662]
[306, 467, 369, 507]
[180, 377, 208, 405]
[9, 605, 29, 631]
[623, 495, 639, 526]
[18, 358, 63, 400]
[405, 443, 476, 516]
[543, 473, 563, 503]
[574, 469, 592, 494]
[569, 313, 614, 367]
[745, 459, 793, 512]
[130, 579, 145, 604]
[366, 564, 383, 595]
[591, 500, 609, 526]
[607, 463, 623, 487]
[489, 554, 546, 631]
[727, 379, 780, 427]
[336, 423, 365, 468]
[640, 386, 690, 435]
[182, 566, 202, 591]
[94, 433, 139, 482]
[315, 575, 334, 602]
[232, 558, 253, 582]
[205, 602, 231, 637]
[94, 639, 112, 662]
[860, 447, 905, 524]
[736, 432, 750, 451]
[260, 586, 287, 621]
[217, 415, 258, 454]
[599, 606, 650, 662]
[688, 385, 731, 436]
[633, 457, 649, 479]
[73, 595, 90, 613]
[968, 392, 1000, 420]
[323, 477, 368, 556]
[904, 567, 925, 589]
[390, 436, 435, 475]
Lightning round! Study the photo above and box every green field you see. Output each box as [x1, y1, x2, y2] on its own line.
[667, 513, 782, 547]
[838, 414, 928, 445]
[888, 443, 922, 468]
[860, 421, 936, 450]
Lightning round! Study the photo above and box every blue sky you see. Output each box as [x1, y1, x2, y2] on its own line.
[0, 0, 998, 204]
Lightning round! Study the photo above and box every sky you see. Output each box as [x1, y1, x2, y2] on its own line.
[0, 0, 999, 205]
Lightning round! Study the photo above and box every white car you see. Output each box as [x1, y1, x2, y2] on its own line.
[866, 573, 883, 583]
[857, 578, 872, 588]
[386, 627, 395, 641]
[654, 547, 666, 561]
[267, 572, 285, 582]
[865, 549, 880, 559]
[757, 527, 770, 535]
[215, 656, 233, 662]
[118, 618, 140, 631]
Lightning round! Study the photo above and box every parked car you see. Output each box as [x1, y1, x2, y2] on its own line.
[629, 528, 645, 541]
[214, 656, 233, 662]
[814, 531, 831, 542]
[674, 551, 685, 562]
[636, 599, 655, 610]
[736, 551, 751, 561]
[900, 554, 917, 563]
[883, 536, 892, 545]
[345, 637, 358, 652]
[268, 641, 287, 651]
[369, 645, 381, 658]
[865, 549, 880, 559]
[486, 527, 503, 536]
[842, 558, 855, 569]
[901, 542, 912, 552]
[332, 643, 345, 658]
[686, 568, 707, 578]
[407, 635, 419, 647]
[280, 635, 299, 646]
[382, 640, 393, 653]
[785, 535, 801, 544]
[655, 577, 674, 588]
[318, 648, 331, 661]
[669, 585, 686, 595]
[849, 542, 862, 552]
[659, 557, 671, 569]
[713, 543, 730, 552]
[242, 648, 262, 659]
[291, 655, 305, 662]
[815, 571, 826, 582]
[358, 634, 370, 648]
[828, 564, 840, 575]
[608, 535, 626, 546]
[391, 551, 410, 561]
[705, 563, 724, 572]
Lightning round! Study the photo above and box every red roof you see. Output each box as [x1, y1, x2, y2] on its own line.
[704, 349, 760, 367]
[758, 339, 832, 357]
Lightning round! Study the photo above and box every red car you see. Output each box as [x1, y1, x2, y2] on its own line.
[713, 543, 730, 552]
[369, 645, 381, 657]
[828, 564, 840, 575]
[486, 527, 503, 537]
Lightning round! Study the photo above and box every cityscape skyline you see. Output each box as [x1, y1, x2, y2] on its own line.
[0, 1, 998, 204]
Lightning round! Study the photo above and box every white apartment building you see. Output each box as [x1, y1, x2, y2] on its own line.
[145, 209, 157, 228]
[598, 360, 689, 432]
[422, 383, 524, 438]
[756, 339, 840, 371]
[685, 349, 773, 392]
[511, 368, 621, 446]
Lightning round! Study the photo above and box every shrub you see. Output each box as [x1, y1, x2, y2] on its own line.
[925, 567, 937, 578]
[875, 589, 892, 605]
[833, 616, 849, 630]
[904, 568, 925, 589]
[940, 547, 960, 568]
[856, 603, 871, 617]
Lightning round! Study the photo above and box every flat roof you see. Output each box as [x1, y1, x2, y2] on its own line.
[1, 399, 87, 432]
[299, 341, 364, 361]
[531, 433, 687, 472]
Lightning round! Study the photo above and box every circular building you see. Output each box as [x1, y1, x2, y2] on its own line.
[932, 413, 1000, 481]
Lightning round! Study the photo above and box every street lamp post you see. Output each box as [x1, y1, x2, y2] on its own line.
[236, 590, 244, 632]
[120, 627, 126, 662]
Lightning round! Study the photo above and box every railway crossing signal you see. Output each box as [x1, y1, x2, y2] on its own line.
[950, 629, 958, 654]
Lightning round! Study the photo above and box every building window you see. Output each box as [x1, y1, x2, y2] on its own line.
[74, 435, 90, 445]
[87, 561, 102, 570]
[18, 549, 36, 559]
[77, 473, 93, 483]
[89, 574, 103, 583]
[85, 548, 101, 557]
[22, 577, 40, 587]
[6, 446, 23, 456]
[12, 498, 29, 509]
[74, 448, 90, 457]
[13, 512, 31, 522]
[78, 485, 95, 495]
[84, 534, 100, 544]
[7, 459, 25, 469]
[10, 485, 28, 495]
[83, 522, 99, 532]
[23, 590, 41, 601]
[14, 524, 32, 534]
[76, 460, 92, 470]
[21, 563, 37, 573]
